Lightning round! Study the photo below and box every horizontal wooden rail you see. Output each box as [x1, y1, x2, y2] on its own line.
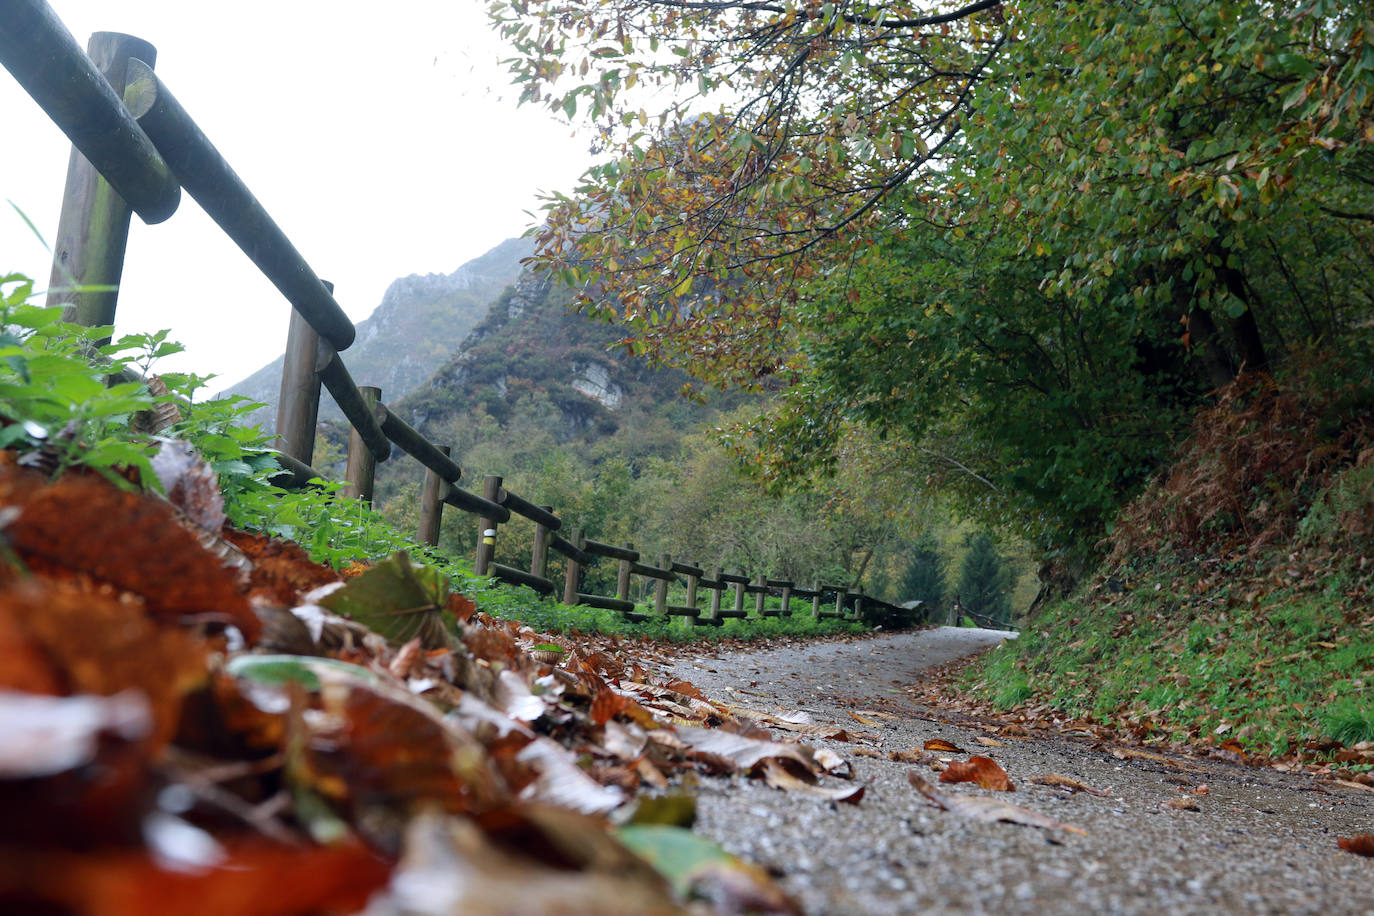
[269, 452, 325, 489]
[123, 60, 356, 351]
[583, 539, 639, 562]
[489, 562, 555, 595]
[664, 605, 701, 617]
[718, 571, 750, 585]
[497, 488, 560, 530]
[549, 534, 591, 566]
[629, 561, 674, 581]
[316, 346, 390, 461]
[441, 484, 508, 521]
[575, 593, 635, 613]
[670, 561, 704, 577]
[375, 403, 461, 481]
[0, 8, 180, 223]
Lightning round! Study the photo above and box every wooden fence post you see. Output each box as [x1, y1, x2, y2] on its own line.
[342, 385, 381, 502]
[753, 571, 766, 617]
[685, 562, 700, 611]
[709, 565, 723, 622]
[530, 505, 553, 582]
[473, 474, 503, 576]
[653, 553, 670, 616]
[732, 573, 747, 617]
[812, 580, 822, 618]
[778, 580, 793, 616]
[834, 587, 845, 618]
[46, 32, 160, 340]
[275, 280, 331, 463]
[415, 444, 449, 547]
[616, 545, 634, 605]
[562, 527, 584, 605]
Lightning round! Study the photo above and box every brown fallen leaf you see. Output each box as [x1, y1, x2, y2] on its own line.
[761, 760, 865, 804]
[1030, 774, 1112, 797]
[1105, 745, 1202, 771]
[1163, 797, 1199, 811]
[851, 747, 884, 759]
[974, 736, 1005, 747]
[671, 724, 815, 774]
[923, 738, 965, 753]
[887, 749, 935, 765]
[940, 755, 1014, 791]
[849, 711, 882, 727]
[908, 772, 1085, 835]
[1337, 835, 1374, 857]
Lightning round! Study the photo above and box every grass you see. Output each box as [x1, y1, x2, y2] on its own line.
[962, 556, 1374, 760]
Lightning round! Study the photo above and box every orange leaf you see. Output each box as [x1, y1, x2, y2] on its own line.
[0, 467, 258, 641]
[939, 755, 1014, 791]
[923, 738, 965, 753]
[1338, 835, 1374, 857]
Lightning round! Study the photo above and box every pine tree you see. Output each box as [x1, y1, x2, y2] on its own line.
[898, 535, 945, 621]
[957, 532, 1012, 626]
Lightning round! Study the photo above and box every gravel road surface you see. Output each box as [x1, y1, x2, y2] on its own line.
[669, 628, 1373, 915]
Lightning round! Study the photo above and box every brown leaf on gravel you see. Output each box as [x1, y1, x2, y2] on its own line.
[924, 738, 965, 752]
[974, 736, 1005, 747]
[940, 755, 1014, 791]
[909, 772, 1086, 834]
[761, 760, 865, 804]
[1164, 797, 1200, 811]
[671, 724, 815, 774]
[1337, 835, 1374, 856]
[1030, 774, 1112, 796]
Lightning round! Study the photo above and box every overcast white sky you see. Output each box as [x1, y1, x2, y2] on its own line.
[1, 0, 593, 392]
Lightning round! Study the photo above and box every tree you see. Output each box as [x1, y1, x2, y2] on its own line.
[956, 531, 1011, 625]
[898, 534, 945, 618]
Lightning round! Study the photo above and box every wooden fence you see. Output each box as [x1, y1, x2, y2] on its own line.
[0, 1, 908, 627]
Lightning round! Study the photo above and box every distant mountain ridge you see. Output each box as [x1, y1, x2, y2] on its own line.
[225, 236, 533, 427]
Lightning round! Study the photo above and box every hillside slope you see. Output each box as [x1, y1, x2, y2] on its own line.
[225, 237, 532, 427]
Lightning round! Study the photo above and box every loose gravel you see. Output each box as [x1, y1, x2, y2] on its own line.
[669, 627, 1374, 915]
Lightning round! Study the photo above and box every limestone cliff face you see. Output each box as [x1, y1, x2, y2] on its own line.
[224, 236, 532, 427]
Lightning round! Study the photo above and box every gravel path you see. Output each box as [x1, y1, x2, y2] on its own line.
[670, 628, 1374, 915]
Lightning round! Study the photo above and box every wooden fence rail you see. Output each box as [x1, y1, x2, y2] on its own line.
[0, 3, 910, 626]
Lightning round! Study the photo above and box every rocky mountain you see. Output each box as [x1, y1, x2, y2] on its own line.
[225, 236, 533, 427]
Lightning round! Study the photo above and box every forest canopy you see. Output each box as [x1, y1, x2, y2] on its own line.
[488, 0, 1374, 552]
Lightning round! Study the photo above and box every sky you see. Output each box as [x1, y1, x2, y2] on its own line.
[1, 0, 594, 392]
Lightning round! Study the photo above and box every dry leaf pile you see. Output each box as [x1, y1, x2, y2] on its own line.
[0, 457, 860, 914]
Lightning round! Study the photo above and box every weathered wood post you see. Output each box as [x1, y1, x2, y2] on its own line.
[709, 565, 724, 622]
[46, 32, 162, 338]
[685, 562, 700, 613]
[562, 527, 584, 605]
[473, 475, 503, 576]
[530, 504, 554, 582]
[812, 580, 822, 618]
[753, 571, 767, 618]
[342, 385, 381, 502]
[732, 572, 747, 617]
[653, 553, 671, 616]
[778, 580, 793, 616]
[616, 544, 634, 605]
[275, 280, 332, 463]
[834, 586, 845, 618]
[415, 444, 449, 547]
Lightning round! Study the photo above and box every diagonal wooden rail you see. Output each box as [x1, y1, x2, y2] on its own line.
[0, 0, 911, 627]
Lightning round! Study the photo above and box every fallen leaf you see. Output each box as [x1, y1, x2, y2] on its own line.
[974, 736, 1005, 747]
[1164, 797, 1199, 811]
[617, 823, 801, 915]
[1030, 774, 1111, 797]
[1337, 835, 1374, 857]
[812, 747, 852, 777]
[760, 760, 865, 804]
[908, 772, 1085, 835]
[940, 755, 1014, 791]
[923, 738, 965, 753]
[319, 552, 455, 649]
[671, 724, 815, 774]
[0, 689, 150, 778]
[517, 737, 626, 815]
[849, 711, 882, 727]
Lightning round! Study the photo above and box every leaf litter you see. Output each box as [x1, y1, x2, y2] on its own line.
[0, 459, 863, 913]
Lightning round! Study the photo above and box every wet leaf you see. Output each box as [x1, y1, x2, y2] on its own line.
[0, 466, 258, 640]
[517, 737, 625, 814]
[149, 439, 224, 533]
[369, 810, 684, 916]
[222, 528, 340, 606]
[909, 772, 1085, 834]
[226, 653, 382, 692]
[626, 793, 698, 827]
[923, 738, 965, 752]
[761, 760, 865, 804]
[617, 823, 801, 914]
[318, 551, 454, 649]
[0, 836, 390, 916]
[940, 755, 1014, 791]
[671, 724, 815, 774]
[0, 689, 150, 778]
[1337, 835, 1374, 857]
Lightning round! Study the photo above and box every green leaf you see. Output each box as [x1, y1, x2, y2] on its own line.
[226, 654, 383, 692]
[318, 551, 456, 648]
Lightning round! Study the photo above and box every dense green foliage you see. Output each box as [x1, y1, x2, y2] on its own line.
[492, 0, 1374, 563]
[897, 534, 946, 619]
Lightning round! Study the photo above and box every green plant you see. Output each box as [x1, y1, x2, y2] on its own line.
[1323, 702, 1374, 747]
